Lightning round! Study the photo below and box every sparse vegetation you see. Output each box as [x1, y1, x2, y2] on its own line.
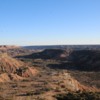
[56, 92, 100, 100]
[0, 47, 99, 100]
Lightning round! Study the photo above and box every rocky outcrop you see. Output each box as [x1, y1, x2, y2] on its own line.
[0, 53, 38, 82]
[0, 53, 24, 73]
[50, 72, 98, 92]
[22, 67, 38, 77]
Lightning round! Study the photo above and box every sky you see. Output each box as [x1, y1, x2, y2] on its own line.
[0, 0, 100, 46]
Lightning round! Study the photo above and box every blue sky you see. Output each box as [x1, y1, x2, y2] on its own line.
[0, 0, 100, 46]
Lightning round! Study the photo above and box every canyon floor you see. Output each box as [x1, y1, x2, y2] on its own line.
[0, 46, 99, 100]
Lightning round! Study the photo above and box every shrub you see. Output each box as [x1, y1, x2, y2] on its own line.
[56, 92, 100, 100]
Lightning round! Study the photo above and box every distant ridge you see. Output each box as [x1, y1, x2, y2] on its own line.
[0, 45, 20, 50]
[19, 49, 100, 71]
[23, 45, 100, 50]
[0, 45, 34, 57]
